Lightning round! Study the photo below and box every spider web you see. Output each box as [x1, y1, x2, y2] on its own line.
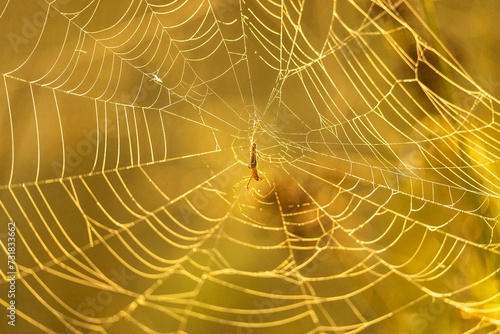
[1, 0, 499, 333]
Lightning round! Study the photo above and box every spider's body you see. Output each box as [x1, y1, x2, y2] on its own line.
[247, 143, 260, 188]
[231, 140, 274, 207]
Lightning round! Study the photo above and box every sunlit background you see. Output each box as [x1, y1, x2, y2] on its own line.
[1, 0, 500, 333]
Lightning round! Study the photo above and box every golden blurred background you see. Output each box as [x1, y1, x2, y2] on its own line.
[0, 0, 499, 333]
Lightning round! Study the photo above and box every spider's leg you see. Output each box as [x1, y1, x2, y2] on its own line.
[246, 175, 253, 189]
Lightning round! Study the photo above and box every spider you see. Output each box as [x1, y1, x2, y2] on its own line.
[247, 142, 261, 189]
[232, 139, 275, 216]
